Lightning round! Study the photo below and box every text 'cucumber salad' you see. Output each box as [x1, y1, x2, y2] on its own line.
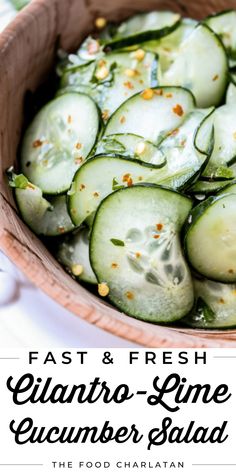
[9, 8, 236, 329]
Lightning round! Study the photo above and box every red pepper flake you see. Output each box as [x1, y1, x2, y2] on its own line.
[75, 157, 83, 165]
[120, 115, 126, 124]
[80, 184, 85, 191]
[93, 192, 99, 197]
[67, 115, 72, 124]
[165, 93, 173, 98]
[154, 89, 163, 96]
[111, 263, 118, 269]
[136, 252, 141, 258]
[126, 291, 134, 300]
[212, 74, 219, 81]
[102, 109, 109, 121]
[172, 104, 184, 116]
[124, 81, 134, 90]
[219, 298, 225, 304]
[33, 139, 43, 148]
[153, 234, 160, 239]
[127, 177, 133, 187]
[122, 173, 131, 182]
[156, 223, 163, 231]
[75, 142, 82, 150]
[98, 59, 107, 67]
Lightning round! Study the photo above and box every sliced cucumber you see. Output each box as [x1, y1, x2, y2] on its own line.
[21, 93, 100, 194]
[95, 133, 166, 166]
[205, 10, 236, 61]
[90, 185, 194, 322]
[183, 277, 236, 329]
[104, 86, 195, 144]
[155, 109, 212, 189]
[143, 19, 197, 70]
[184, 194, 236, 283]
[57, 227, 97, 284]
[188, 179, 234, 196]
[158, 24, 228, 107]
[226, 82, 236, 105]
[69, 155, 168, 227]
[60, 51, 158, 117]
[104, 11, 181, 50]
[202, 104, 236, 179]
[14, 180, 74, 236]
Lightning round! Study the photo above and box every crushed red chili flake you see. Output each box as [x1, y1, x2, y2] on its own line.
[172, 104, 184, 116]
[102, 109, 109, 121]
[126, 291, 134, 300]
[93, 192, 99, 197]
[165, 93, 173, 98]
[154, 89, 163, 96]
[156, 223, 163, 231]
[120, 115, 126, 124]
[153, 234, 160, 239]
[75, 142, 82, 150]
[219, 298, 225, 304]
[33, 139, 43, 148]
[124, 81, 134, 90]
[212, 74, 219, 81]
[136, 252, 141, 258]
[75, 157, 83, 165]
[127, 177, 133, 187]
[122, 173, 131, 182]
[80, 184, 86, 191]
[111, 263, 118, 269]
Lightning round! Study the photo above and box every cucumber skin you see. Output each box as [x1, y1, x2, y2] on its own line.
[183, 194, 236, 283]
[90, 184, 194, 323]
[103, 18, 182, 51]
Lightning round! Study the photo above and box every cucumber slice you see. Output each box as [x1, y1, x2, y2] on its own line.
[57, 227, 97, 284]
[188, 179, 234, 196]
[143, 19, 197, 70]
[202, 104, 236, 179]
[183, 277, 236, 329]
[156, 109, 212, 189]
[184, 193, 236, 282]
[90, 185, 194, 322]
[104, 87, 195, 144]
[104, 11, 181, 50]
[21, 93, 100, 195]
[158, 24, 228, 107]
[226, 82, 236, 105]
[205, 10, 236, 61]
[95, 133, 166, 166]
[60, 51, 158, 117]
[69, 155, 167, 227]
[14, 181, 74, 236]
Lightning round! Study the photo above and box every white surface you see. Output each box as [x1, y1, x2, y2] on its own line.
[0, 252, 140, 348]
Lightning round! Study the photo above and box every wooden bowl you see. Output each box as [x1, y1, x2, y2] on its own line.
[0, 0, 235, 348]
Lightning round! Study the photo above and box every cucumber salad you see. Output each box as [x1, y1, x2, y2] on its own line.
[9, 9, 236, 329]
